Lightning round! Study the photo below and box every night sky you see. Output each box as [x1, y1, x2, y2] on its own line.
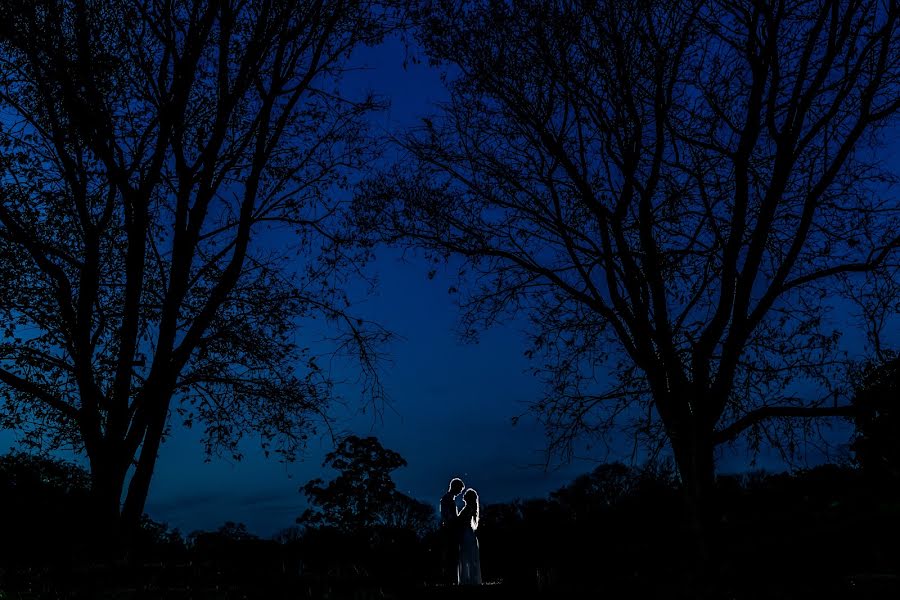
[1, 34, 895, 539]
[1, 35, 590, 537]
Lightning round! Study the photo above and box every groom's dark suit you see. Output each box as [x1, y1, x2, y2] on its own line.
[439, 491, 461, 583]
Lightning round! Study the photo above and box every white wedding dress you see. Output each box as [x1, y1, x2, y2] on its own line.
[457, 518, 482, 585]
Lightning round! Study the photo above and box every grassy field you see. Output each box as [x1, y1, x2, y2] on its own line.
[2, 573, 899, 600]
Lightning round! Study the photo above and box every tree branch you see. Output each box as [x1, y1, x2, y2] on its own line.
[713, 403, 857, 445]
[0, 367, 78, 419]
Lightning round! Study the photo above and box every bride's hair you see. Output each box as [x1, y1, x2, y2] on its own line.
[463, 488, 480, 530]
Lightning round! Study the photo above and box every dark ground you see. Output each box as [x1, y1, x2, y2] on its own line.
[3, 457, 899, 599]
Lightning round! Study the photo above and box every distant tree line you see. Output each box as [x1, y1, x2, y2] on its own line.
[1, 408, 899, 597]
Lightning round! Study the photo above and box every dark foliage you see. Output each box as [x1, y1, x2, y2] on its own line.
[298, 435, 437, 538]
[286, 435, 438, 591]
[0, 452, 94, 565]
[852, 352, 900, 487]
[0, 451, 898, 598]
[0, 451, 188, 593]
[476, 463, 898, 599]
[299, 435, 412, 532]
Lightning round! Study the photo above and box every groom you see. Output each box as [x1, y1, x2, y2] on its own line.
[439, 477, 465, 584]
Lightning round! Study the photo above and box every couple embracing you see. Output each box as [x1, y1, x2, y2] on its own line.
[439, 477, 482, 585]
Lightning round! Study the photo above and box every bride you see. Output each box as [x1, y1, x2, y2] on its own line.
[457, 488, 482, 585]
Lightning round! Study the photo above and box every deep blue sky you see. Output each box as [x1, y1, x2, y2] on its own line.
[2, 34, 896, 538]
[137, 36, 603, 536]
[0, 35, 595, 537]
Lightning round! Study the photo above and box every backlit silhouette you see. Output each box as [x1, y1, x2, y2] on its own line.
[439, 477, 465, 584]
[457, 488, 482, 585]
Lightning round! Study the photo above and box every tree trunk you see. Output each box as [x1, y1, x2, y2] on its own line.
[88, 450, 129, 558]
[671, 424, 717, 595]
[120, 393, 171, 543]
[84, 417, 168, 558]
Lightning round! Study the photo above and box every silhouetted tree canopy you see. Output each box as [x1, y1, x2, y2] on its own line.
[356, 0, 900, 561]
[299, 435, 436, 537]
[0, 0, 396, 544]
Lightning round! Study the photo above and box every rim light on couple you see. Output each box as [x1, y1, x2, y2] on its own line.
[439, 477, 482, 586]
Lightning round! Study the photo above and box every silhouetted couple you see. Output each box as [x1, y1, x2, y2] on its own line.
[439, 477, 482, 585]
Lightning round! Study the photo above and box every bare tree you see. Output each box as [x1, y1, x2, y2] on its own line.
[0, 0, 395, 545]
[357, 0, 900, 554]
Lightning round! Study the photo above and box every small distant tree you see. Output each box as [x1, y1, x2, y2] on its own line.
[188, 521, 259, 552]
[214, 521, 259, 542]
[273, 525, 304, 545]
[133, 515, 186, 557]
[551, 463, 636, 515]
[381, 491, 438, 538]
[298, 435, 434, 535]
